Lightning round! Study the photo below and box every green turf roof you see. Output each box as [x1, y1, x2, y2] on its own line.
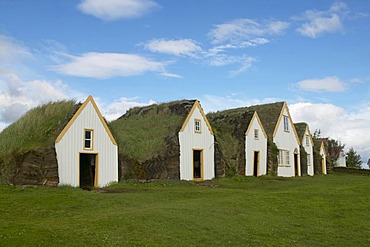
[0, 100, 79, 163]
[208, 101, 284, 139]
[109, 100, 196, 162]
[294, 122, 308, 142]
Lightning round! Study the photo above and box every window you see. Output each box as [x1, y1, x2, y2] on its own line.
[84, 129, 93, 149]
[306, 135, 310, 146]
[307, 154, 311, 166]
[254, 129, 259, 139]
[285, 150, 290, 165]
[194, 119, 201, 133]
[283, 116, 289, 132]
[278, 149, 290, 166]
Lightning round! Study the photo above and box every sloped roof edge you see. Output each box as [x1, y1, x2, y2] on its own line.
[180, 100, 214, 135]
[245, 111, 268, 139]
[55, 95, 117, 145]
[273, 102, 301, 145]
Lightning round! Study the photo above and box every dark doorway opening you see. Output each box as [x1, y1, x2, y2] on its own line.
[193, 150, 202, 180]
[253, 151, 259, 177]
[294, 153, 299, 176]
[80, 153, 97, 189]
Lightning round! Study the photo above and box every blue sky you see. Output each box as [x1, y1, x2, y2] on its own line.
[1, 0, 370, 164]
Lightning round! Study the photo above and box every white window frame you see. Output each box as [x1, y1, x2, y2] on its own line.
[307, 154, 311, 166]
[283, 116, 289, 132]
[306, 135, 310, 146]
[254, 129, 259, 140]
[194, 119, 201, 133]
[278, 149, 290, 167]
[84, 129, 93, 150]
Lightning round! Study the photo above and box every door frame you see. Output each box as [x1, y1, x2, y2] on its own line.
[192, 148, 204, 181]
[253, 151, 260, 177]
[79, 152, 99, 188]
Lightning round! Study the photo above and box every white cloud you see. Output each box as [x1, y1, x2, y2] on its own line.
[0, 71, 81, 128]
[297, 76, 346, 92]
[0, 35, 31, 63]
[101, 97, 156, 121]
[290, 101, 370, 162]
[145, 39, 202, 57]
[78, 0, 159, 21]
[160, 72, 183, 78]
[53, 52, 168, 79]
[296, 2, 347, 38]
[208, 18, 289, 45]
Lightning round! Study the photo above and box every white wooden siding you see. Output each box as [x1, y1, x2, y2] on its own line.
[303, 128, 314, 176]
[55, 101, 118, 187]
[320, 143, 327, 174]
[273, 107, 300, 177]
[179, 106, 214, 180]
[245, 117, 267, 176]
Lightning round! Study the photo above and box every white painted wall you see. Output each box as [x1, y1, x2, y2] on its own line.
[320, 143, 327, 174]
[55, 100, 118, 187]
[179, 105, 214, 181]
[336, 151, 347, 167]
[302, 128, 314, 176]
[274, 107, 301, 177]
[245, 116, 267, 176]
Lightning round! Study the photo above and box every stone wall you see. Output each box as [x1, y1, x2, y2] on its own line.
[11, 148, 59, 186]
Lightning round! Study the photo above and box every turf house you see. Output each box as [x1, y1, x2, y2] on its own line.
[294, 122, 314, 176]
[110, 99, 218, 181]
[207, 110, 268, 177]
[55, 96, 118, 188]
[208, 101, 301, 177]
[0, 96, 119, 188]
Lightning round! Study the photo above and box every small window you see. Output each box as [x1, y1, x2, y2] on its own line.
[84, 129, 93, 149]
[278, 150, 284, 165]
[285, 150, 290, 165]
[306, 135, 310, 146]
[307, 154, 311, 166]
[194, 119, 201, 133]
[283, 116, 289, 132]
[278, 149, 290, 166]
[254, 129, 259, 139]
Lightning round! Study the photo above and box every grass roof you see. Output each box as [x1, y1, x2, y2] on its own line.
[294, 122, 308, 142]
[208, 102, 284, 139]
[109, 100, 196, 162]
[0, 100, 79, 178]
[0, 100, 79, 172]
[207, 110, 255, 173]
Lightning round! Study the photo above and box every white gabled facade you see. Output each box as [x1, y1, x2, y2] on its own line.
[273, 103, 301, 177]
[245, 112, 268, 176]
[55, 96, 118, 187]
[336, 151, 347, 167]
[179, 101, 215, 181]
[320, 142, 327, 174]
[301, 125, 314, 176]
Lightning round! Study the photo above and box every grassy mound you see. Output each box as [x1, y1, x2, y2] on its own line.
[109, 100, 195, 162]
[0, 100, 79, 182]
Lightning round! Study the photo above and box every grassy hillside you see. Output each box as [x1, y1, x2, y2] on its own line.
[109, 100, 193, 161]
[1, 175, 369, 246]
[0, 100, 78, 179]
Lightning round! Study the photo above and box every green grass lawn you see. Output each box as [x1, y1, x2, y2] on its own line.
[1, 174, 369, 246]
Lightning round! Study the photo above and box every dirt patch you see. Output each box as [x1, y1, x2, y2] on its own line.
[94, 188, 148, 193]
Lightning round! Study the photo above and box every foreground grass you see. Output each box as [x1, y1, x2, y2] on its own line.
[0, 175, 369, 246]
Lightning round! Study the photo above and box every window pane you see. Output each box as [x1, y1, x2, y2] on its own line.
[85, 130, 91, 139]
[286, 151, 290, 165]
[85, 140, 91, 149]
